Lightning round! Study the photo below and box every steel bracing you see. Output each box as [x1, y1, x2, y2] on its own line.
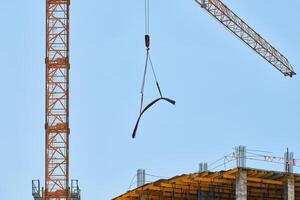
[195, 0, 296, 77]
[33, 1, 80, 199]
[44, 0, 70, 200]
[45, 0, 70, 199]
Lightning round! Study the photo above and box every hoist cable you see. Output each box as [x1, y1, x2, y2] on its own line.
[145, 0, 150, 35]
[148, 53, 163, 97]
[138, 49, 167, 113]
[148, 52, 158, 82]
[141, 52, 149, 95]
[139, 94, 144, 114]
[140, 51, 150, 113]
[132, 0, 176, 138]
[140, 50, 164, 112]
[148, 54, 158, 83]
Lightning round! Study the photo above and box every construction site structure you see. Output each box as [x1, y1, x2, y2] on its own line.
[32, 0, 80, 199]
[137, 169, 146, 188]
[115, 146, 299, 200]
[114, 167, 299, 200]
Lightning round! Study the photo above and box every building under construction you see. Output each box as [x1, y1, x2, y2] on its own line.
[113, 167, 299, 200]
[113, 147, 299, 200]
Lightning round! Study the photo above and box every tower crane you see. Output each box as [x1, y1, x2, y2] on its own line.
[30, 0, 296, 199]
[32, 0, 81, 199]
[195, 0, 296, 77]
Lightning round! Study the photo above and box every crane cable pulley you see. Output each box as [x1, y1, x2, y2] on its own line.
[132, 0, 176, 139]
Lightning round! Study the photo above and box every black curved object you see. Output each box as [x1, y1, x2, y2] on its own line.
[132, 97, 176, 138]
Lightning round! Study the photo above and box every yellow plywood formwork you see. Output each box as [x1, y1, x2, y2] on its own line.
[113, 168, 300, 200]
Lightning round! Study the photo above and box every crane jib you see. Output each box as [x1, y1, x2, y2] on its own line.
[195, 0, 296, 77]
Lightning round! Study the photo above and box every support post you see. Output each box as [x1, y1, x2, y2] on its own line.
[284, 149, 294, 173]
[235, 146, 246, 168]
[284, 176, 295, 200]
[137, 169, 146, 187]
[236, 169, 247, 200]
[197, 190, 202, 200]
[199, 162, 208, 173]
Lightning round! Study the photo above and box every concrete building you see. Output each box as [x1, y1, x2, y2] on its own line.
[113, 168, 299, 200]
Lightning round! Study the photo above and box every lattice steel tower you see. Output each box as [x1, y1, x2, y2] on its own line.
[32, 0, 80, 199]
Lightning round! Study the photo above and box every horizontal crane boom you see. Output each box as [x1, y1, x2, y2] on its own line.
[195, 0, 296, 77]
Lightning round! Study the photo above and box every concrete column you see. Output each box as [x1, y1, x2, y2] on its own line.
[199, 162, 208, 173]
[284, 177, 295, 200]
[197, 190, 202, 200]
[137, 169, 146, 187]
[236, 170, 247, 200]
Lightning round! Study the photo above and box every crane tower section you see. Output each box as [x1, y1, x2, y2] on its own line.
[45, 0, 70, 198]
[195, 0, 296, 77]
[32, 0, 80, 199]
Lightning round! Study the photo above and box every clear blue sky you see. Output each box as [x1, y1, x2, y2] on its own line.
[0, 0, 299, 199]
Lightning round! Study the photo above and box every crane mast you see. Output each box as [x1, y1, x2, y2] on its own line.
[45, 0, 70, 198]
[32, 0, 80, 199]
[195, 0, 296, 77]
